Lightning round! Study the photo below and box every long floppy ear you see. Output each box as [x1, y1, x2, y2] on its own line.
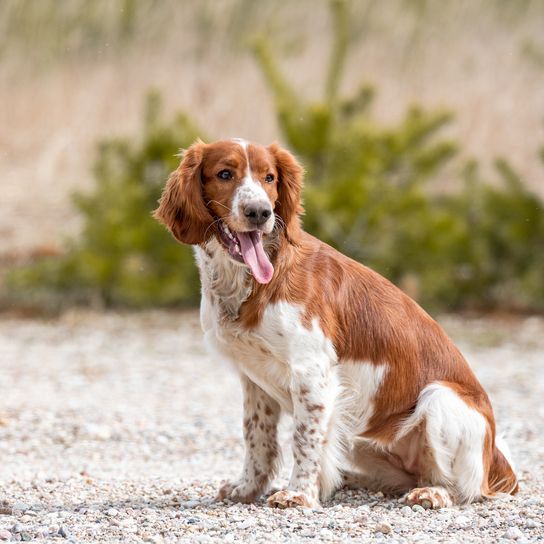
[268, 143, 304, 243]
[153, 140, 214, 245]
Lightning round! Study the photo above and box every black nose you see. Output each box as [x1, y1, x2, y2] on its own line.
[244, 203, 272, 226]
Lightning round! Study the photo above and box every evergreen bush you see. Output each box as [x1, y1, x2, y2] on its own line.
[7, 93, 203, 309]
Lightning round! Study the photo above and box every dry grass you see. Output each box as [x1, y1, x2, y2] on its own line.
[1, 0, 543, 255]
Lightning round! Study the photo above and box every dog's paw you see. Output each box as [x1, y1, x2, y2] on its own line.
[217, 480, 262, 504]
[267, 489, 320, 509]
[401, 486, 453, 509]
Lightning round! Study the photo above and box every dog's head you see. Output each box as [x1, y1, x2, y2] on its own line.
[154, 139, 303, 284]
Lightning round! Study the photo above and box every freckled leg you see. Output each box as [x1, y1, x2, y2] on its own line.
[268, 366, 338, 509]
[218, 375, 281, 503]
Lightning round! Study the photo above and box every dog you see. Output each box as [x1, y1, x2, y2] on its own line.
[154, 138, 518, 509]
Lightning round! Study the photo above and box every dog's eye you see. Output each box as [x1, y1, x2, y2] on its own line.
[218, 170, 233, 180]
[265, 173, 275, 183]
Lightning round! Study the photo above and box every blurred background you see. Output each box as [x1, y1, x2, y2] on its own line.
[1, 0, 543, 313]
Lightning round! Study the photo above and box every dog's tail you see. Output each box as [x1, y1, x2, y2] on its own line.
[486, 436, 518, 496]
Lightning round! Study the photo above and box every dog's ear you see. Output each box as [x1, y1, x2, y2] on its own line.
[153, 140, 214, 245]
[267, 143, 304, 243]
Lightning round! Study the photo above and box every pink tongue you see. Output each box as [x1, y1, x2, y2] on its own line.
[237, 231, 274, 284]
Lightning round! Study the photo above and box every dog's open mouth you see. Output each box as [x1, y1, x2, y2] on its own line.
[217, 221, 274, 284]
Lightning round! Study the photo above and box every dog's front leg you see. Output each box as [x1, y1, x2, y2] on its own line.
[268, 360, 338, 509]
[218, 375, 281, 503]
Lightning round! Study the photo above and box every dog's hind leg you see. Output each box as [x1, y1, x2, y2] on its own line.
[344, 438, 416, 494]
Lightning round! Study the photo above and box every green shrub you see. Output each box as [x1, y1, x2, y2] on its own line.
[7, 92, 203, 309]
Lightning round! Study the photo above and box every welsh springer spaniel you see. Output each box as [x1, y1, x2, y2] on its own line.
[154, 138, 518, 509]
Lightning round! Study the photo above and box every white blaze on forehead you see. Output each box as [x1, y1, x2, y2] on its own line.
[231, 138, 270, 221]
[231, 137, 248, 150]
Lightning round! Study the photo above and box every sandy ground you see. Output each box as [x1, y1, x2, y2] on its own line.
[0, 310, 543, 542]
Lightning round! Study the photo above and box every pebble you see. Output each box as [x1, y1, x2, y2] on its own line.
[106, 508, 119, 517]
[0, 531, 11, 541]
[236, 519, 254, 529]
[375, 522, 392, 534]
[182, 500, 200, 509]
[412, 504, 425, 513]
[503, 527, 524, 540]
[455, 515, 472, 528]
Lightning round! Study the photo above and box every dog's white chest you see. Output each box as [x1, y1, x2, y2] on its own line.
[201, 299, 294, 410]
[201, 292, 338, 412]
[196, 244, 353, 413]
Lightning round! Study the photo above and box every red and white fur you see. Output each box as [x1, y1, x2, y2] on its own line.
[154, 138, 518, 509]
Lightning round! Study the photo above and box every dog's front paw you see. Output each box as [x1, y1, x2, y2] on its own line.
[217, 480, 263, 504]
[401, 486, 453, 509]
[267, 489, 320, 509]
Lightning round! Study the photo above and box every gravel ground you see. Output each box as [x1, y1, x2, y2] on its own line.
[0, 310, 542, 543]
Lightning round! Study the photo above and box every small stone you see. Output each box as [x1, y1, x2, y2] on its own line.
[11, 523, 23, 533]
[525, 519, 538, 529]
[20, 533, 32, 542]
[375, 522, 392, 534]
[455, 515, 471, 528]
[106, 508, 119, 516]
[58, 526, 70, 538]
[180, 500, 197, 509]
[0, 530, 11, 541]
[81, 423, 112, 440]
[0, 507, 12, 515]
[412, 504, 425, 513]
[223, 534, 235, 543]
[401, 506, 412, 515]
[144, 536, 162, 544]
[12, 502, 30, 513]
[503, 527, 524, 540]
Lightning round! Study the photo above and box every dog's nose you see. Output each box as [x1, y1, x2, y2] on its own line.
[244, 203, 272, 226]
